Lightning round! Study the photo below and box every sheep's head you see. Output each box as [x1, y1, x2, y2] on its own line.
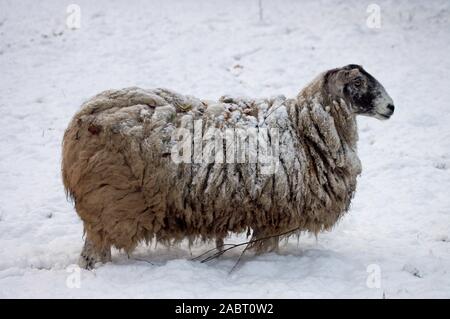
[325, 64, 394, 120]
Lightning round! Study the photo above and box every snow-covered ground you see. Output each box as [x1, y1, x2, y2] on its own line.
[1, 0, 449, 298]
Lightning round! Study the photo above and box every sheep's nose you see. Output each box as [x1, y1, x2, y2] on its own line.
[387, 104, 395, 112]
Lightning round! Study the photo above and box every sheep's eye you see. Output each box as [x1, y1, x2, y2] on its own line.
[353, 79, 362, 88]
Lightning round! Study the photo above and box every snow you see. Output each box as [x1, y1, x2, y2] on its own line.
[1, 0, 450, 298]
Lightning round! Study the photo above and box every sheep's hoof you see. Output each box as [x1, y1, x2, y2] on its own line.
[79, 239, 111, 270]
[78, 253, 97, 270]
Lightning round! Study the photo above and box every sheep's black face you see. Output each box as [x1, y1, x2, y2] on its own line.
[327, 65, 395, 120]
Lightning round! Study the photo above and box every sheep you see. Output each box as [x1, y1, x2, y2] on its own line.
[62, 64, 394, 269]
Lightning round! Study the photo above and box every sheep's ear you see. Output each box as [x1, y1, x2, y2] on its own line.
[346, 68, 360, 79]
[337, 68, 360, 82]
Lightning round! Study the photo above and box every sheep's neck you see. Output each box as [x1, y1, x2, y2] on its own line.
[289, 93, 361, 176]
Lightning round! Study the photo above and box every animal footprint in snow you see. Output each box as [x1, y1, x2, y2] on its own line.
[229, 64, 244, 76]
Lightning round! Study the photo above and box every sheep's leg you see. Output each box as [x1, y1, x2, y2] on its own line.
[248, 229, 279, 254]
[215, 238, 225, 252]
[78, 239, 111, 270]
